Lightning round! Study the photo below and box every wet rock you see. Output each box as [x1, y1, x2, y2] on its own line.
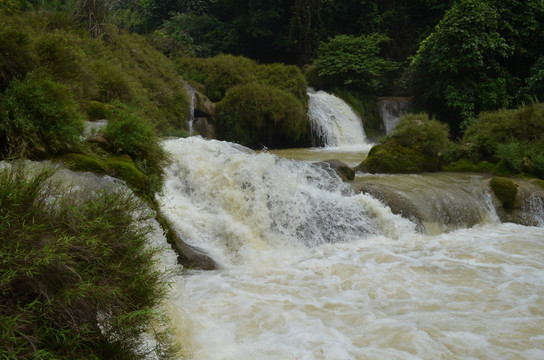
[489, 178, 544, 226]
[354, 182, 425, 232]
[314, 159, 355, 181]
[171, 235, 217, 270]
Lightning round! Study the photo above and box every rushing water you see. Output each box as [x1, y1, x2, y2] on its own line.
[307, 89, 371, 149]
[156, 138, 544, 360]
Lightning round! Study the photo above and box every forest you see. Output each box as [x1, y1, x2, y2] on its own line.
[3, 0, 543, 135]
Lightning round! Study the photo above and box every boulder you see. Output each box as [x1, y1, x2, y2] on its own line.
[314, 159, 355, 181]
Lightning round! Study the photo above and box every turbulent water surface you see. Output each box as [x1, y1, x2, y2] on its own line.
[156, 137, 544, 360]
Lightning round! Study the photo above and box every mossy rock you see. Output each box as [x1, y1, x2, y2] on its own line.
[63, 153, 147, 193]
[492, 159, 516, 177]
[489, 177, 517, 209]
[356, 138, 440, 174]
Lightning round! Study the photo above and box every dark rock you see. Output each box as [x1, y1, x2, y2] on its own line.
[172, 236, 217, 270]
[314, 159, 355, 181]
[193, 117, 216, 139]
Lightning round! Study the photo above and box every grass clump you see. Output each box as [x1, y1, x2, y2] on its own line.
[216, 82, 307, 149]
[0, 164, 178, 359]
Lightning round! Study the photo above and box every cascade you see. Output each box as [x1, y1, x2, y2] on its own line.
[156, 137, 413, 266]
[307, 89, 370, 148]
[377, 97, 411, 134]
[156, 139, 544, 359]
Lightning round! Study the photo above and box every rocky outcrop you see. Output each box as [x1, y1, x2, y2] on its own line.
[489, 178, 544, 226]
[192, 89, 216, 139]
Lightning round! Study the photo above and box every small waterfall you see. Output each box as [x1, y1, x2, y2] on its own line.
[307, 89, 370, 148]
[186, 84, 196, 135]
[377, 97, 411, 134]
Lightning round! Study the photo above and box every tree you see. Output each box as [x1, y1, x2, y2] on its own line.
[411, 0, 511, 133]
[313, 33, 399, 91]
[411, 0, 544, 134]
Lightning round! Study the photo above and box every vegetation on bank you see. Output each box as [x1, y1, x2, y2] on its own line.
[360, 103, 544, 181]
[0, 164, 178, 359]
[0, 10, 184, 197]
[178, 54, 310, 148]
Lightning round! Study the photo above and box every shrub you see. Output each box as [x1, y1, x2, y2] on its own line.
[216, 82, 307, 149]
[176, 54, 258, 102]
[391, 113, 450, 157]
[0, 18, 34, 90]
[461, 103, 544, 178]
[256, 63, 308, 105]
[0, 164, 177, 359]
[103, 105, 167, 179]
[0, 71, 83, 157]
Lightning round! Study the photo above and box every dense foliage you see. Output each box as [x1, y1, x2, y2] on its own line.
[0, 10, 185, 196]
[179, 54, 309, 148]
[0, 164, 177, 359]
[411, 0, 544, 134]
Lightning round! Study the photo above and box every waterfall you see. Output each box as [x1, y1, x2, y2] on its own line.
[186, 84, 196, 135]
[156, 137, 413, 266]
[377, 97, 411, 134]
[307, 89, 370, 148]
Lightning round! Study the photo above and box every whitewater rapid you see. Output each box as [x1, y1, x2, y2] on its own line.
[156, 137, 544, 360]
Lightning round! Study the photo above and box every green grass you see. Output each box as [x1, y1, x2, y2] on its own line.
[0, 163, 178, 359]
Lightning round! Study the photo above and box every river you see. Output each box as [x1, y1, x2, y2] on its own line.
[156, 138, 544, 360]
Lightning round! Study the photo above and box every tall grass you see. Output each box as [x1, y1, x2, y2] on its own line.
[0, 163, 178, 359]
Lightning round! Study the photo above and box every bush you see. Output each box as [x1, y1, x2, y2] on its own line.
[391, 113, 450, 156]
[0, 164, 177, 359]
[176, 54, 258, 102]
[103, 105, 167, 179]
[216, 83, 307, 149]
[255, 63, 308, 105]
[0, 18, 34, 90]
[0, 71, 83, 157]
[461, 103, 544, 178]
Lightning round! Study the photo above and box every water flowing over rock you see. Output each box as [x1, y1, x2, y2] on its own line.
[185, 84, 216, 138]
[377, 97, 411, 134]
[156, 137, 414, 267]
[307, 89, 371, 149]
